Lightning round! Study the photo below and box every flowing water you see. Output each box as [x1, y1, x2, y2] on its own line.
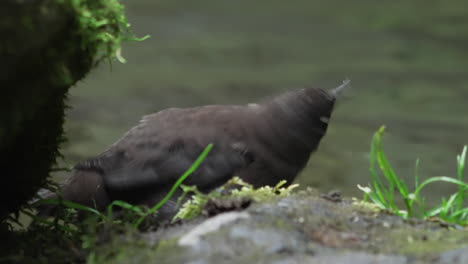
[62, 0, 468, 199]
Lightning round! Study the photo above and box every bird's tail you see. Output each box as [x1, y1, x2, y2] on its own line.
[32, 170, 109, 217]
[30, 187, 61, 217]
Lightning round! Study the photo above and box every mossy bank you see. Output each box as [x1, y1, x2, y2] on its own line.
[0, 0, 135, 217]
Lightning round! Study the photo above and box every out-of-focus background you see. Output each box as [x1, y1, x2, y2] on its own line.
[61, 0, 468, 199]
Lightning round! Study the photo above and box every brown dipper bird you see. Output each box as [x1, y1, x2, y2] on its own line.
[39, 80, 349, 218]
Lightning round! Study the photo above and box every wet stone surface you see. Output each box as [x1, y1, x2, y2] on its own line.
[98, 192, 468, 264]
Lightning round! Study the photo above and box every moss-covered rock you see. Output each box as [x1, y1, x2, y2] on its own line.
[1, 189, 466, 263]
[0, 0, 134, 217]
[92, 191, 467, 264]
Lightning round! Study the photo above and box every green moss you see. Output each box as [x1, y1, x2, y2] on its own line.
[174, 177, 299, 221]
[89, 236, 185, 264]
[384, 228, 468, 256]
[57, 0, 148, 65]
[0, 0, 147, 217]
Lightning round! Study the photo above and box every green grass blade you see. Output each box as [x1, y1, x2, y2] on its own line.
[38, 198, 105, 220]
[418, 196, 428, 217]
[416, 177, 467, 222]
[23, 210, 78, 234]
[414, 158, 420, 197]
[358, 184, 386, 208]
[106, 200, 145, 220]
[375, 143, 395, 206]
[362, 127, 467, 225]
[456, 146, 467, 211]
[373, 126, 410, 212]
[457, 146, 467, 180]
[440, 193, 459, 220]
[407, 158, 422, 216]
[133, 143, 214, 228]
[367, 192, 388, 209]
[375, 136, 408, 199]
[369, 126, 389, 208]
[449, 207, 468, 219]
[440, 198, 449, 219]
[413, 176, 468, 198]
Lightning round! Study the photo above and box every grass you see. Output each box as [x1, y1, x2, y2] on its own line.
[0, 144, 213, 263]
[35, 143, 214, 228]
[358, 126, 468, 226]
[2, 142, 299, 263]
[4, 126, 467, 263]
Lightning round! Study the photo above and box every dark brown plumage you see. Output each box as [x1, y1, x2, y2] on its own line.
[40, 81, 349, 218]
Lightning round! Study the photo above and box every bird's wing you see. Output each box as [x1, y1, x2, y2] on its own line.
[74, 107, 253, 194]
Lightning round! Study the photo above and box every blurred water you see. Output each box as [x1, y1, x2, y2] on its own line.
[62, 0, 468, 199]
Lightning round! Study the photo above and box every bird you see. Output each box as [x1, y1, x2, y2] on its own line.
[38, 80, 350, 219]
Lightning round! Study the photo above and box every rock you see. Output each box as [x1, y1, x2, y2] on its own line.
[436, 247, 468, 264]
[93, 192, 468, 264]
[179, 212, 250, 247]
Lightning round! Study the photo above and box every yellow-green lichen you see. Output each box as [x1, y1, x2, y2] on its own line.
[174, 177, 299, 221]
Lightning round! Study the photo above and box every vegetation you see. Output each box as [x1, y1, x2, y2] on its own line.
[57, 0, 149, 65]
[0, 141, 300, 263]
[359, 126, 467, 225]
[0, 0, 150, 218]
[2, 126, 467, 263]
[0, 144, 212, 263]
[174, 176, 299, 220]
